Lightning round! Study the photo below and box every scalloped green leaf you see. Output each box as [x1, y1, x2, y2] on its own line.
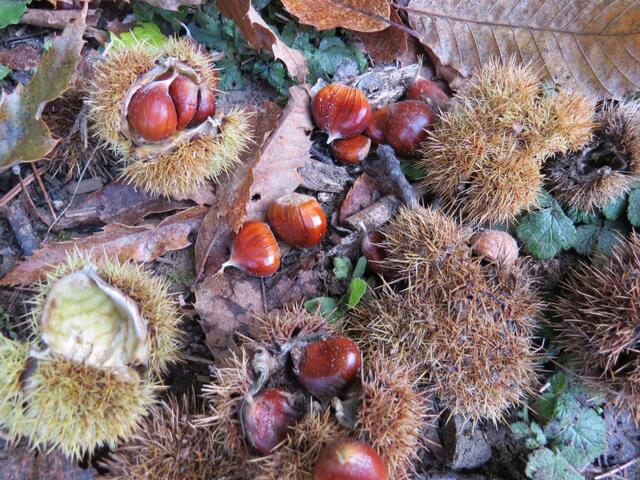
[517, 201, 576, 260]
[628, 189, 640, 226]
[0, 1, 29, 30]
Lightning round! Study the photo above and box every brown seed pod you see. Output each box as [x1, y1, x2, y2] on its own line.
[471, 230, 519, 265]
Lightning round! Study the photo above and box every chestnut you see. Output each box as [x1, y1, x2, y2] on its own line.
[127, 83, 177, 142]
[169, 75, 198, 130]
[312, 83, 372, 143]
[268, 193, 327, 248]
[242, 388, 302, 455]
[363, 107, 389, 145]
[331, 135, 371, 165]
[313, 439, 388, 480]
[384, 100, 436, 156]
[292, 335, 361, 401]
[361, 231, 389, 276]
[191, 86, 216, 126]
[406, 77, 450, 106]
[220, 221, 281, 277]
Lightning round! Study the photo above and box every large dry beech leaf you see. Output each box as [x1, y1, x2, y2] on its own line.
[406, 0, 640, 98]
[282, 0, 390, 32]
[0, 6, 86, 170]
[0, 207, 206, 286]
[216, 0, 308, 83]
[356, 8, 408, 62]
[194, 86, 313, 281]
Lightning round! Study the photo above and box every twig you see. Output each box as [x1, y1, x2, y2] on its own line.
[594, 455, 640, 480]
[0, 166, 48, 208]
[364, 144, 418, 208]
[178, 353, 215, 366]
[31, 163, 56, 220]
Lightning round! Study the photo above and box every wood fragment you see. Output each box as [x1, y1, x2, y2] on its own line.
[300, 159, 352, 193]
[1, 201, 39, 256]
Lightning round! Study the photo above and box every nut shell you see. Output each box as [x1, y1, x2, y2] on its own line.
[191, 86, 216, 126]
[331, 135, 371, 165]
[292, 335, 361, 401]
[268, 193, 327, 248]
[127, 83, 177, 142]
[313, 439, 388, 480]
[406, 77, 450, 106]
[363, 107, 389, 145]
[226, 221, 281, 277]
[242, 388, 302, 455]
[471, 230, 519, 265]
[312, 83, 372, 143]
[385, 100, 436, 156]
[169, 75, 198, 130]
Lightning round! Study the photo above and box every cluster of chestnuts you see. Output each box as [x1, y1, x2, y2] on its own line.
[312, 77, 447, 164]
[220, 192, 328, 277]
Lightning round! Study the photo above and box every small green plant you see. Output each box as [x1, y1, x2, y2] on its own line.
[510, 373, 607, 480]
[304, 256, 371, 321]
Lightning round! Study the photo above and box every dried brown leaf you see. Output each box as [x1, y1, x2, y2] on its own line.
[355, 8, 408, 62]
[194, 87, 312, 280]
[0, 44, 42, 71]
[19, 8, 100, 29]
[339, 173, 380, 224]
[405, 0, 640, 98]
[282, 0, 390, 32]
[0, 7, 86, 171]
[216, 0, 308, 83]
[0, 207, 205, 286]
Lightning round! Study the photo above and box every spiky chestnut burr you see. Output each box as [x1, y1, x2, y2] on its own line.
[0, 254, 181, 460]
[553, 233, 640, 421]
[88, 38, 252, 198]
[355, 352, 431, 480]
[546, 100, 640, 212]
[419, 59, 594, 225]
[101, 393, 237, 480]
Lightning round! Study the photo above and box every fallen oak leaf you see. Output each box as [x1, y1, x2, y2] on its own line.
[216, 0, 308, 83]
[0, 5, 86, 170]
[194, 86, 313, 280]
[281, 0, 390, 32]
[403, 0, 640, 99]
[0, 206, 206, 286]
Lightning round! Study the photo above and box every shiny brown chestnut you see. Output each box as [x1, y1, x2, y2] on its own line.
[361, 231, 389, 276]
[169, 75, 199, 130]
[191, 86, 216, 126]
[331, 135, 371, 165]
[220, 221, 281, 277]
[312, 83, 372, 143]
[406, 77, 450, 106]
[363, 107, 389, 145]
[127, 83, 177, 141]
[268, 193, 327, 248]
[292, 335, 361, 401]
[384, 100, 436, 156]
[313, 439, 388, 480]
[242, 388, 302, 455]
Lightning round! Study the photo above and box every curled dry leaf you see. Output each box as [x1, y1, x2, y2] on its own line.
[216, 0, 308, 83]
[355, 8, 408, 62]
[0, 207, 206, 286]
[281, 0, 390, 32]
[0, 6, 86, 170]
[339, 173, 380, 224]
[405, 0, 640, 98]
[194, 87, 313, 280]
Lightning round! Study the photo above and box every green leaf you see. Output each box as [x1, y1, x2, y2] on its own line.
[516, 201, 577, 259]
[596, 220, 627, 256]
[627, 189, 640, 226]
[549, 408, 607, 468]
[347, 278, 368, 308]
[530, 422, 548, 448]
[573, 224, 600, 256]
[352, 256, 367, 279]
[525, 448, 583, 480]
[401, 161, 426, 181]
[304, 297, 338, 318]
[0, 64, 11, 80]
[537, 373, 570, 421]
[510, 421, 531, 440]
[109, 22, 168, 50]
[566, 206, 600, 225]
[0, 0, 29, 30]
[601, 195, 626, 220]
[333, 257, 353, 280]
